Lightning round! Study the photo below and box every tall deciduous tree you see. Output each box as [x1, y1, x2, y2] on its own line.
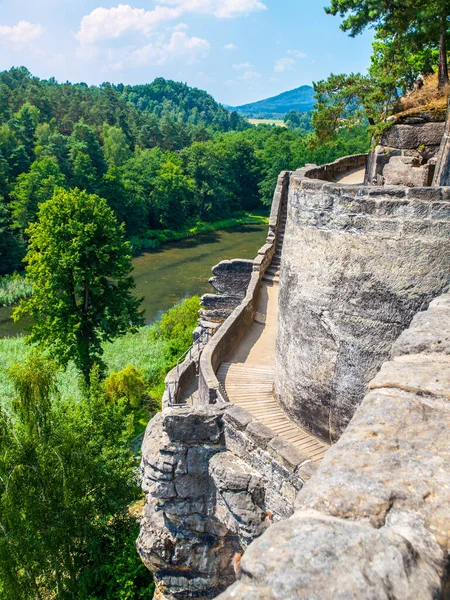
[0, 354, 154, 599]
[14, 188, 144, 381]
[325, 0, 450, 88]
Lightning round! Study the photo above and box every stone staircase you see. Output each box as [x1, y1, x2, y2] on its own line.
[262, 205, 287, 285]
[217, 363, 329, 462]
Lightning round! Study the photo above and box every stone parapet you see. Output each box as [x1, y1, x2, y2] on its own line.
[275, 169, 450, 441]
[299, 153, 367, 182]
[198, 171, 290, 405]
[218, 292, 450, 600]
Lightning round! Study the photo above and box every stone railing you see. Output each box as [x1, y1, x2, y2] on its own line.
[218, 290, 450, 600]
[302, 153, 368, 182]
[162, 345, 200, 409]
[198, 170, 290, 405]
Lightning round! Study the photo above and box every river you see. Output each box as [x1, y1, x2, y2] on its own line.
[0, 224, 268, 338]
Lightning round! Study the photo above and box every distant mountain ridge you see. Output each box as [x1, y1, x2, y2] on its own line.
[230, 85, 315, 118]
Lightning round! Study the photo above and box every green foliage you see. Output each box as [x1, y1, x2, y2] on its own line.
[105, 364, 148, 410]
[14, 188, 144, 381]
[152, 155, 195, 229]
[0, 354, 153, 599]
[0, 273, 33, 307]
[150, 295, 201, 358]
[102, 124, 132, 168]
[284, 110, 313, 133]
[11, 157, 66, 229]
[325, 0, 450, 88]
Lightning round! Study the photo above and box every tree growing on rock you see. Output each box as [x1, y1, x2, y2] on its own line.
[14, 188, 144, 382]
[325, 0, 450, 88]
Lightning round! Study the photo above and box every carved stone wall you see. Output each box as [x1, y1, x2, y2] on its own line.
[275, 172, 450, 441]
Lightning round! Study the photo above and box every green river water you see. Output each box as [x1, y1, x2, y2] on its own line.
[0, 224, 267, 338]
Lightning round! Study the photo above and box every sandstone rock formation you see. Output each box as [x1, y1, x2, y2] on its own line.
[218, 292, 450, 600]
[275, 166, 450, 441]
[137, 403, 313, 599]
[365, 118, 445, 186]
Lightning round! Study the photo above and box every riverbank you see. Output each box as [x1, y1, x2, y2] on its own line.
[130, 211, 269, 253]
[0, 274, 33, 307]
[1, 224, 268, 339]
[0, 296, 201, 440]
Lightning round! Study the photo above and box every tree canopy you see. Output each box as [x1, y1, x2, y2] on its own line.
[14, 188, 144, 381]
[0, 354, 154, 600]
[326, 0, 450, 88]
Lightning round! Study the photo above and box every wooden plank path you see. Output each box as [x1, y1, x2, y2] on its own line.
[217, 362, 329, 462]
[215, 202, 329, 463]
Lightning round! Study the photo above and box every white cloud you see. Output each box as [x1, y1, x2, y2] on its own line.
[224, 43, 237, 50]
[76, 4, 182, 46]
[158, 0, 267, 18]
[113, 31, 210, 69]
[233, 62, 252, 70]
[274, 57, 295, 73]
[239, 70, 261, 81]
[0, 21, 44, 45]
[288, 49, 306, 58]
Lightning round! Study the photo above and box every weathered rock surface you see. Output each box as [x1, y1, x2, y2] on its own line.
[218, 293, 450, 600]
[380, 122, 445, 149]
[275, 173, 450, 440]
[137, 408, 239, 600]
[138, 403, 309, 599]
[209, 260, 254, 295]
[383, 155, 434, 187]
[364, 120, 444, 186]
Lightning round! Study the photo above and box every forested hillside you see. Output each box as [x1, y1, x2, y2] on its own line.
[0, 67, 370, 276]
[232, 85, 315, 118]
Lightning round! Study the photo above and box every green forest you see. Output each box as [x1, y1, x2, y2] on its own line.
[0, 65, 370, 599]
[0, 66, 370, 277]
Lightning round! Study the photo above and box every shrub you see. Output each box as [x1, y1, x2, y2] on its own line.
[105, 365, 148, 409]
[150, 295, 200, 358]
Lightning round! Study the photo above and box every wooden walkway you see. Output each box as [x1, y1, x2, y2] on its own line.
[216, 204, 329, 463]
[217, 363, 328, 462]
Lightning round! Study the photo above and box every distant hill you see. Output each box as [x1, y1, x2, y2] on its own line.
[231, 85, 315, 118]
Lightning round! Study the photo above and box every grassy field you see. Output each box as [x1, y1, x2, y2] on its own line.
[248, 118, 287, 127]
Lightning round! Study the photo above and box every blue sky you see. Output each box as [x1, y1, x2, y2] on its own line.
[0, 0, 374, 106]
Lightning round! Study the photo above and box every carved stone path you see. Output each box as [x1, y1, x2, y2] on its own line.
[335, 167, 366, 185]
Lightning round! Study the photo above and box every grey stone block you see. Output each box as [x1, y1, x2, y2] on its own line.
[267, 437, 309, 471]
[163, 407, 224, 443]
[381, 122, 444, 149]
[224, 405, 255, 431]
[246, 422, 276, 449]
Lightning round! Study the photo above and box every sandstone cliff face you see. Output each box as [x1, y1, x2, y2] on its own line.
[275, 174, 450, 441]
[218, 292, 450, 600]
[137, 404, 312, 599]
[137, 408, 238, 600]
